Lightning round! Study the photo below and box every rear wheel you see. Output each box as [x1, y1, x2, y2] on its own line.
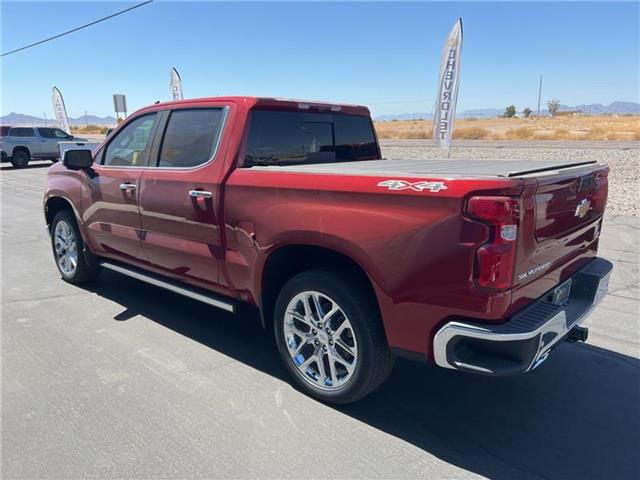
[11, 150, 29, 168]
[50, 210, 100, 284]
[274, 269, 394, 404]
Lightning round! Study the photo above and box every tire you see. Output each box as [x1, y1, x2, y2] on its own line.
[11, 149, 29, 168]
[274, 269, 394, 404]
[50, 210, 100, 284]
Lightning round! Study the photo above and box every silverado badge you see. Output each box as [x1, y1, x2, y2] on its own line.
[575, 199, 591, 218]
[378, 180, 448, 193]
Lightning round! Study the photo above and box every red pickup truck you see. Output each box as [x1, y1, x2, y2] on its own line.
[44, 96, 612, 403]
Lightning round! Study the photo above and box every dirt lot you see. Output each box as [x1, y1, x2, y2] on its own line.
[375, 115, 640, 141]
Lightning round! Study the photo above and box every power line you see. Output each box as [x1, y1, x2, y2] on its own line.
[0, 0, 154, 58]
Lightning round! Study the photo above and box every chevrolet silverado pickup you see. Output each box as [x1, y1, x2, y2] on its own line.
[43, 97, 612, 403]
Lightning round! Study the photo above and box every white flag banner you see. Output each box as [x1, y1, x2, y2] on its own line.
[433, 18, 463, 152]
[170, 67, 183, 100]
[52, 87, 70, 134]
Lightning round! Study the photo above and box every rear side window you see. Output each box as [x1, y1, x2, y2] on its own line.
[157, 108, 225, 168]
[243, 110, 379, 167]
[9, 127, 35, 137]
[0, 126, 10, 137]
[103, 113, 157, 167]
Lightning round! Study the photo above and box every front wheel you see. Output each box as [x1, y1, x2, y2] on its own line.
[50, 210, 100, 284]
[274, 269, 394, 404]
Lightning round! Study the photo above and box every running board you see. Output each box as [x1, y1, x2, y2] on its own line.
[100, 261, 236, 313]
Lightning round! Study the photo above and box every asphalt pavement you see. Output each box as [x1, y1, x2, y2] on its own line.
[2, 160, 639, 479]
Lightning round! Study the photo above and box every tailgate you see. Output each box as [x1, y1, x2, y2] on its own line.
[511, 163, 608, 302]
[534, 167, 608, 242]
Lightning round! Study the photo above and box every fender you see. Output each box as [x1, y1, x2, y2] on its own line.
[43, 165, 93, 250]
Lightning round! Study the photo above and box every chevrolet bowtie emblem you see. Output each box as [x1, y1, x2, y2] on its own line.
[575, 199, 591, 218]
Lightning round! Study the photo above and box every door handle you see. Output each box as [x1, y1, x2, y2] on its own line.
[120, 183, 137, 191]
[189, 190, 213, 199]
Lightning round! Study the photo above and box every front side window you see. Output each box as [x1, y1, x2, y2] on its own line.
[53, 128, 71, 138]
[244, 110, 379, 167]
[157, 108, 225, 168]
[103, 114, 156, 167]
[38, 128, 70, 138]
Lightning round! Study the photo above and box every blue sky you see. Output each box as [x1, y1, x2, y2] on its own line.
[1, 1, 639, 118]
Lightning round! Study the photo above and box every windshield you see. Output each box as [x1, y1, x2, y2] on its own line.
[244, 110, 379, 167]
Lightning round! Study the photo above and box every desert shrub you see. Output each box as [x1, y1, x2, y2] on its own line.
[584, 127, 608, 140]
[452, 127, 491, 139]
[550, 128, 572, 140]
[71, 124, 108, 134]
[504, 127, 536, 140]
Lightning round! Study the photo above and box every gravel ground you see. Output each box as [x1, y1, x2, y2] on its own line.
[380, 141, 640, 216]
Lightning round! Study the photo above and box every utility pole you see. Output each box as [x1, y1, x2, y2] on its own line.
[43, 112, 47, 126]
[537, 74, 543, 116]
[84, 109, 88, 127]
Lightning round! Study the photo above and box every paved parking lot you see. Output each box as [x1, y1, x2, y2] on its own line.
[2, 160, 639, 479]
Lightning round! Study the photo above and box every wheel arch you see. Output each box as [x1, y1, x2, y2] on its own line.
[259, 244, 380, 330]
[12, 145, 30, 157]
[44, 196, 76, 231]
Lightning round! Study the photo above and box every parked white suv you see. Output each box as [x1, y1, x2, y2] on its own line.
[0, 126, 85, 168]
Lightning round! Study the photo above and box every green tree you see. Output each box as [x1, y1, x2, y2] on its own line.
[503, 105, 517, 118]
[523, 107, 532, 118]
[547, 99, 561, 117]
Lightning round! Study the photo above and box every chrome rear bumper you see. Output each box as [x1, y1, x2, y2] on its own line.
[433, 257, 612, 375]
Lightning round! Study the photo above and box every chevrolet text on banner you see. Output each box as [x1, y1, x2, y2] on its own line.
[52, 87, 70, 134]
[433, 18, 463, 153]
[170, 67, 183, 101]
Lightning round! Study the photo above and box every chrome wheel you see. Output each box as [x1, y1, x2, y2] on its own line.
[283, 291, 358, 391]
[54, 220, 78, 277]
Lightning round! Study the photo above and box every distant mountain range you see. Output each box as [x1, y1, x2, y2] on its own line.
[0, 112, 117, 126]
[375, 101, 640, 121]
[2, 101, 638, 125]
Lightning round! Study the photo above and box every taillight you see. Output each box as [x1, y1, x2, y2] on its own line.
[467, 196, 520, 290]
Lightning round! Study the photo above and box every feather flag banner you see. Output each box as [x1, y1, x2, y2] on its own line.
[433, 18, 463, 153]
[52, 87, 70, 134]
[170, 67, 184, 101]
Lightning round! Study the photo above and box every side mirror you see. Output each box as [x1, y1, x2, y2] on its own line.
[63, 149, 94, 170]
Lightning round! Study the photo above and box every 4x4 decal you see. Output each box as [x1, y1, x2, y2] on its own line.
[377, 179, 448, 193]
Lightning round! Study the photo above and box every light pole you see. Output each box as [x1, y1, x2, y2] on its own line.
[537, 74, 543, 116]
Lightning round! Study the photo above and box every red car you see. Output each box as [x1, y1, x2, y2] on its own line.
[43, 97, 612, 403]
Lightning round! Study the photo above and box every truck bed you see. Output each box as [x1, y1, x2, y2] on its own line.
[250, 158, 597, 178]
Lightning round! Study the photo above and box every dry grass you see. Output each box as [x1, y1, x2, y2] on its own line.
[375, 115, 640, 141]
[70, 124, 109, 134]
[452, 127, 492, 140]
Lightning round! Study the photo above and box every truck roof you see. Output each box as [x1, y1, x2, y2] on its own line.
[145, 96, 371, 116]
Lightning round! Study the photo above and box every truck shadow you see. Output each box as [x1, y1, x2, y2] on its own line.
[86, 270, 640, 480]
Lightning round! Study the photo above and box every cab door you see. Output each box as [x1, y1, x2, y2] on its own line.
[138, 106, 229, 290]
[83, 112, 159, 263]
[36, 128, 67, 157]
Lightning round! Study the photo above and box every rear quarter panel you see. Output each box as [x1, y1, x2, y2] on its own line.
[223, 169, 523, 356]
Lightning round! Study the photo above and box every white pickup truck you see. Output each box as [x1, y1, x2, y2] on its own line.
[0, 126, 88, 168]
